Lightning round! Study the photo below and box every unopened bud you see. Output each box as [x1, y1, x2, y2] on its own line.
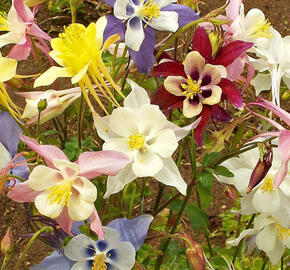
[281, 89, 290, 101]
[225, 187, 237, 201]
[37, 98, 47, 112]
[247, 149, 272, 193]
[186, 241, 206, 270]
[207, 31, 223, 56]
[1, 227, 13, 254]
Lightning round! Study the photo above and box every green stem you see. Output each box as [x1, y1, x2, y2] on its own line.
[69, 2, 77, 23]
[154, 132, 197, 270]
[232, 214, 256, 265]
[36, 111, 41, 140]
[112, 45, 128, 80]
[14, 226, 53, 270]
[261, 256, 268, 270]
[140, 179, 147, 214]
[281, 256, 283, 270]
[155, 18, 204, 60]
[1, 256, 11, 270]
[112, 42, 120, 71]
[6, 175, 26, 182]
[128, 184, 136, 219]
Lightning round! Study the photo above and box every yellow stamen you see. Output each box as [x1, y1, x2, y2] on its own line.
[47, 180, 72, 207]
[181, 75, 201, 99]
[92, 253, 107, 270]
[128, 132, 146, 151]
[246, 18, 274, 39]
[139, 0, 160, 23]
[275, 222, 290, 240]
[0, 12, 9, 31]
[260, 174, 274, 194]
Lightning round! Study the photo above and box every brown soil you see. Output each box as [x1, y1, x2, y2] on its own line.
[0, 0, 289, 269]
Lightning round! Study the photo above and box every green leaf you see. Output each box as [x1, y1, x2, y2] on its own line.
[185, 204, 209, 233]
[215, 166, 234, 177]
[197, 183, 212, 209]
[230, 122, 246, 150]
[170, 199, 182, 211]
[197, 171, 214, 188]
[202, 152, 221, 167]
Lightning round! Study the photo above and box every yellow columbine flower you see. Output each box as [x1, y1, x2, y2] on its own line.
[0, 53, 22, 122]
[34, 16, 123, 122]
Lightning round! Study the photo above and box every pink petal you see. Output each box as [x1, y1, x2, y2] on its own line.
[20, 134, 69, 168]
[226, 0, 243, 21]
[218, 78, 243, 109]
[55, 207, 73, 235]
[27, 23, 51, 41]
[7, 182, 40, 202]
[226, 57, 245, 81]
[16, 91, 46, 99]
[89, 208, 104, 239]
[78, 151, 131, 180]
[242, 57, 255, 94]
[8, 36, 31, 61]
[13, 0, 34, 24]
[192, 27, 212, 62]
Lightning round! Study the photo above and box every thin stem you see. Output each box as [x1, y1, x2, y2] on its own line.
[31, 38, 43, 73]
[232, 214, 256, 265]
[112, 45, 128, 80]
[112, 42, 120, 71]
[261, 256, 268, 270]
[36, 111, 41, 140]
[140, 179, 147, 214]
[281, 256, 283, 270]
[14, 226, 53, 270]
[127, 184, 136, 219]
[52, 118, 64, 144]
[6, 175, 26, 182]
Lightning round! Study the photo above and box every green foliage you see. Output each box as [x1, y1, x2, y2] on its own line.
[0, 0, 11, 12]
[185, 204, 209, 233]
[202, 152, 222, 167]
[214, 166, 234, 177]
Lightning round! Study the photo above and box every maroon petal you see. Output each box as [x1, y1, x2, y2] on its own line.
[152, 61, 186, 78]
[211, 41, 253, 67]
[194, 105, 212, 146]
[218, 78, 243, 109]
[151, 86, 183, 114]
[191, 27, 212, 62]
[211, 105, 232, 122]
[154, 49, 173, 63]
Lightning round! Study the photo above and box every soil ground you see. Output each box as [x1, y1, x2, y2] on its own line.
[0, 0, 289, 269]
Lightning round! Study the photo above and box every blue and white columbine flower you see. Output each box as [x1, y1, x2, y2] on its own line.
[64, 227, 136, 270]
[103, 0, 198, 73]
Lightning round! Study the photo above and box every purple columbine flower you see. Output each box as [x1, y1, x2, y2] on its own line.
[104, 0, 198, 73]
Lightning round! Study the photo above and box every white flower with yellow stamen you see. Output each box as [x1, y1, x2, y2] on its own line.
[34, 17, 124, 122]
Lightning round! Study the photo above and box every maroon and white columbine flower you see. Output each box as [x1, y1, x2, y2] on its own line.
[164, 51, 226, 118]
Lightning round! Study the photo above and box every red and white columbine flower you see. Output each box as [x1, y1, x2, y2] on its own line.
[164, 51, 225, 118]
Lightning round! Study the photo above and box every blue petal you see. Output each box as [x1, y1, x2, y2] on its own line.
[126, 4, 134, 16]
[30, 250, 74, 270]
[103, 15, 126, 43]
[107, 215, 153, 251]
[162, 4, 199, 27]
[129, 27, 156, 74]
[97, 240, 108, 251]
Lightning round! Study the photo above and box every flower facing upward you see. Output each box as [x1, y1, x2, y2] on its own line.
[164, 51, 225, 118]
[34, 17, 124, 123]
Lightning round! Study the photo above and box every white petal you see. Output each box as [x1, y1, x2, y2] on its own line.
[0, 56, 17, 82]
[103, 138, 132, 158]
[114, 0, 132, 20]
[154, 158, 187, 195]
[68, 193, 94, 221]
[226, 229, 257, 246]
[184, 51, 205, 79]
[0, 32, 23, 47]
[93, 115, 117, 141]
[147, 129, 177, 157]
[34, 191, 64, 218]
[71, 261, 91, 270]
[254, 214, 275, 230]
[53, 159, 80, 179]
[28, 165, 62, 191]
[244, 9, 266, 31]
[164, 76, 187, 96]
[132, 151, 163, 177]
[252, 188, 281, 213]
[148, 11, 178, 32]
[0, 142, 11, 170]
[183, 98, 203, 118]
[104, 164, 136, 198]
[72, 177, 97, 203]
[252, 73, 272, 96]
[109, 107, 138, 137]
[103, 226, 121, 250]
[256, 223, 277, 252]
[95, 17, 107, 48]
[34, 67, 72, 87]
[201, 64, 222, 86]
[138, 104, 167, 136]
[125, 17, 145, 51]
[64, 234, 96, 261]
[266, 240, 285, 265]
[124, 79, 150, 111]
[202, 85, 222, 105]
[154, 0, 176, 8]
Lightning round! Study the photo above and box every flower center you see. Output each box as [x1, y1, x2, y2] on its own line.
[181, 76, 202, 99]
[92, 253, 107, 270]
[128, 132, 146, 151]
[0, 12, 9, 31]
[139, 0, 160, 23]
[275, 222, 290, 240]
[246, 18, 274, 39]
[260, 174, 274, 194]
[47, 180, 72, 207]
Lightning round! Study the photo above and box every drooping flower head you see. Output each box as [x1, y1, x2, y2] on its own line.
[103, 0, 199, 73]
[0, 0, 51, 61]
[34, 17, 124, 127]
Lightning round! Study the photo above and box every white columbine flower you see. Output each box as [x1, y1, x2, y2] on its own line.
[218, 145, 290, 221]
[28, 159, 97, 220]
[94, 79, 200, 198]
[114, 0, 178, 51]
[227, 213, 290, 265]
[64, 227, 136, 270]
[251, 30, 290, 107]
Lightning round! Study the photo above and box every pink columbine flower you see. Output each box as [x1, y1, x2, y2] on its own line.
[246, 97, 290, 188]
[0, 0, 51, 61]
[8, 134, 131, 238]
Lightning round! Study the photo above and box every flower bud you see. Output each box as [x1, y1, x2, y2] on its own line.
[1, 227, 13, 254]
[247, 148, 272, 193]
[207, 31, 223, 56]
[225, 187, 237, 202]
[281, 89, 290, 101]
[185, 241, 206, 270]
[37, 98, 48, 112]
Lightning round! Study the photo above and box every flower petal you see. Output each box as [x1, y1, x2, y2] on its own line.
[252, 73, 272, 96]
[164, 76, 187, 96]
[114, 0, 131, 20]
[72, 177, 97, 203]
[103, 138, 132, 158]
[68, 193, 94, 221]
[202, 85, 222, 105]
[148, 11, 178, 32]
[125, 17, 145, 51]
[191, 27, 212, 62]
[184, 51, 205, 79]
[55, 208, 73, 235]
[0, 56, 17, 82]
[153, 61, 185, 77]
[183, 97, 203, 118]
[200, 64, 222, 86]
[219, 78, 243, 109]
[194, 105, 212, 145]
[89, 208, 104, 239]
[256, 224, 277, 252]
[7, 182, 40, 203]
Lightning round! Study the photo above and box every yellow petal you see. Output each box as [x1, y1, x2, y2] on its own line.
[0, 56, 17, 82]
[102, 34, 120, 51]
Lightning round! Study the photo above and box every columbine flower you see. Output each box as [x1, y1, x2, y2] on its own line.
[0, 0, 51, 61]
[151, 26, 252, 145]
[250, 30, 290, 107]
[0, 53, 22, 121]
[218, 144, 290, 220]
[31, 215, 153, 270]
[18, 87, 82, 125]
[34, 17, 124, 122]
[94, 79, 200, 198]
[8, 134, 130, 235]
[103, 0, 198, 73]
[227, 213, 290, 265]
